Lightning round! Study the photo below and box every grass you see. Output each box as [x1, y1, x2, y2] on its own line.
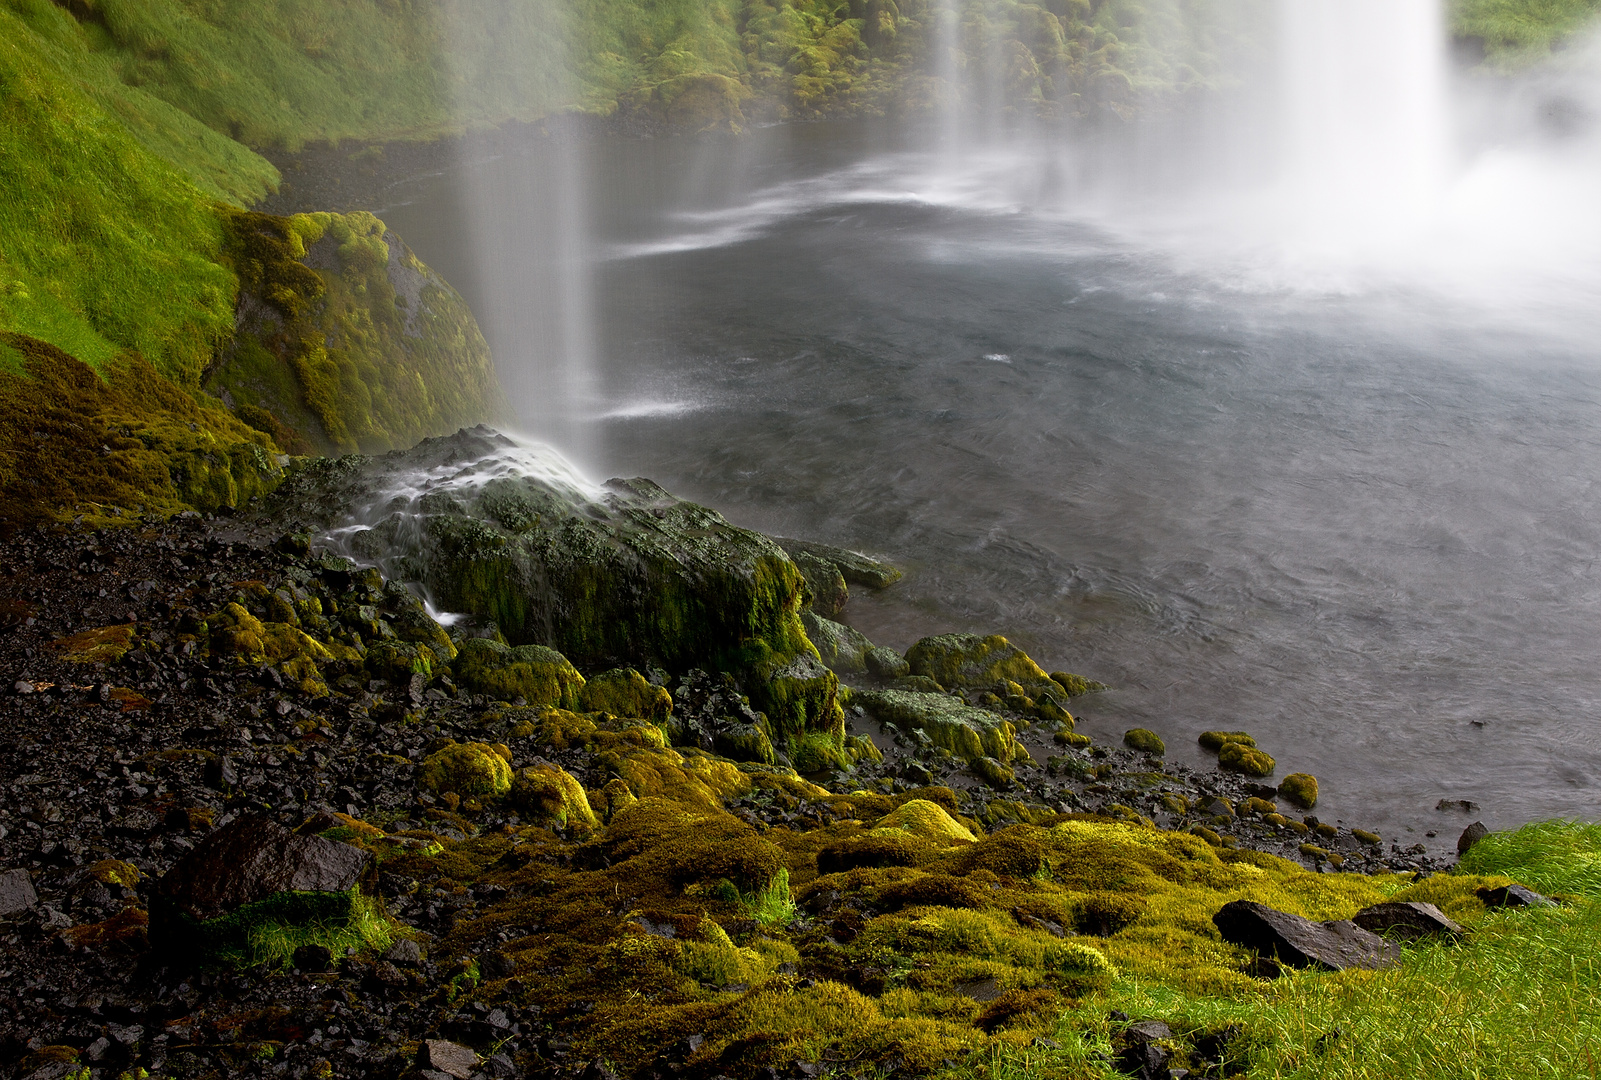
[1457, 819, 1601, 897]
[197, 887, 393, 971]
[1455, 0, 1601, 66]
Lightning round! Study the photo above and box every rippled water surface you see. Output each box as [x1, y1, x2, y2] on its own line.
[380, 120, 1601, 850]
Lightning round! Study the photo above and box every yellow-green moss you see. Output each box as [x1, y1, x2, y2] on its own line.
[877, 799, 977, 843]
[579, 667, 673, 721]
[1123, 728, 1166, 755]
[454, 638, 585, 707]
[1279, 772, 1319, 809]
[1218, 742, 1276, 777]
[510, 763, 599, 833]
[1199, 730, 1256, 750]
[418, 742, 513, 800]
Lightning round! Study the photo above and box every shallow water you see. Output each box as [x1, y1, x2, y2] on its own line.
[378, 118, 1601, 852]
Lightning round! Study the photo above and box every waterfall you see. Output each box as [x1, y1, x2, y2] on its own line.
[1272, 0, 1451, 255]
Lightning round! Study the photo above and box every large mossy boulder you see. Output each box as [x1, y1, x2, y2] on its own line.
[855, 689, 1024, 768]
[580, 667, 672, 722]
[274, 427, 840, 737]
[803, 610, 873, 675]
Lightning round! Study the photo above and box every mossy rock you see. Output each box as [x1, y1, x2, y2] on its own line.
[817, 832, 937, 874]
[877, 799, 977, 843]
[717, 721, 776, 766]
[1123, 728, 1165, 755]
[1218, 742, 1276, 777]
[972, 755, 1016, 788]
[856, 689, 1022, 768]
[905, 634, 1053, 695]
[774, 537, 902, 590]
[791, 730, 851, 774]
[865, 646, 911, 679]
[1278, 773, 1319, 809]
[453, 638, 584, 708]
[792, 549, 849, 618]
[892, 674, 945, 694]
[802, 610, 872, 674]
[1199, 730, 1256, 751]
[1048, 671, 1108, 697]
[273, 430, 835, 737]
[510, 763, 598, 833]
[579, 667, 672, 722]
[364, 639, 441, 682]
[601, 798, 783, 893]
[418, 741, 513, 799]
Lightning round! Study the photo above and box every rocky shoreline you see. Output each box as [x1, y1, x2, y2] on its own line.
[0, 434, 1471, 1080]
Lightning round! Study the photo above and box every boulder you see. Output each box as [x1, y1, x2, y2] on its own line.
[773, 537, 902, 590]
[905, 634, 1054, 695]
[579, 667, 672, 722]
[1218, 742, 1276, 777]
[855, 689, 1023, 768]
[791, 550, 849, 617]
[1351, 901, 1464, 940]
[1477, 883, 1555, 908]
[1212, 899, 1399, 971]
[0, 868, 37, 916]
[152, 815, 373, 963]
[274, 428, 838, 736]
[865, 646, 911, 679]
[803, 610, 872, 674]
[1457, 821, 1490, 854]
[453, 639, 584, 708]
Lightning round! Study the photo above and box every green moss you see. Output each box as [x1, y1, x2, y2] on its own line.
[1218, 741, 1276, 777]
[1123, 728, 1166, 755]
[1278, 772, 1319, 809]
[877, 798, 977, 843]
[856, 689, 1021, 768]
[580, 667, 673, 721]
[418, 742, 513, 800]
[510, 762, 599, 833]
[1049, 671, 1108, 697]
[1454, 0, 1601, 67]
[904, 633, 1055, 695]
[1199, 730, 1256, 750]
[453, 638, 586, 707]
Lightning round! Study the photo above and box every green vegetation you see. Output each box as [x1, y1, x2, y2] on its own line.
[1456, 0, 1601, 67]
[189, 886, 392, 971]
[1457, 819, 1601, 896]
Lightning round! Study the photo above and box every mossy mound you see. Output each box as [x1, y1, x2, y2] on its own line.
[0, 336, 285, 532]
[453, 638, 586, 708]
[1218, 742, 1277, 777]
[1123, 728, 1166, 755]
[856, 689, 1023, 769]
[418, 742, 514, 800]
[905, 633, 1056, 697]
[1279, 773, 1319, 809]
[876, 798, 978, 843]
[579, 667, 673, 722]
[510, 763, 599, 833]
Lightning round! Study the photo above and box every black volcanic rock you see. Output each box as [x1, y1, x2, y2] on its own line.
[1351, 901, 1465, 940]
[154, 814, 369, 924]
[1213, 899, 1400, 971]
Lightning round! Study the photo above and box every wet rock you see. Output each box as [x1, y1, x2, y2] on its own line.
[1350, 901, 1464, 940]
[1212, 900, 1399, 971]
[864, 646, 910, 679]
[802, 611, 872, 675]
[904, 633, 1054, 694]
[856, 689, 1021, 770]
[1436, 798, 1481, 813]
[1457, 821, 1490, 854]
[0, 868, 38, 916]
[1117, 1018, 1174, 1080]
[790, 550, 849, 618]
[292, 943, 334, 971]
[419, 1038, 479, 1079]
[151, 814, 370, 949]
[773, 537, 902, 590]
[1477, 883, 1555, 908]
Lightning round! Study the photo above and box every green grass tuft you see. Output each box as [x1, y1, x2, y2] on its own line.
[1456, 818, 1601, 897]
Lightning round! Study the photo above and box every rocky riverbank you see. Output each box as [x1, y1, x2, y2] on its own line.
[0, 433, 1508, 1080]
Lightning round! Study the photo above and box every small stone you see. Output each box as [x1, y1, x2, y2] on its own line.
[1351, 901, 1465, 940]
[1477, 883, 1555, 909]
[1458, 821, 1490, 854]
[0, 868, 38, 916]
[1436, 798, 1481, 813]
[203, 755, 238, 791]
[420, 1038, 479, 1079]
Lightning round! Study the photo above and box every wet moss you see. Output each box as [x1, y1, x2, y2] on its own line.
[1049, 671, 1108, 697]
[1123, 728, 1166, 755]
[453, 638, 585, 708]
[905, 633, 1054, 695]
[1218, 742, 1276, 777]
[579, 667, 672, 722]
[856, 689, 1021, 768]
[1199, 730, 1256, 750]
[1278, 772, 1319, 809]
